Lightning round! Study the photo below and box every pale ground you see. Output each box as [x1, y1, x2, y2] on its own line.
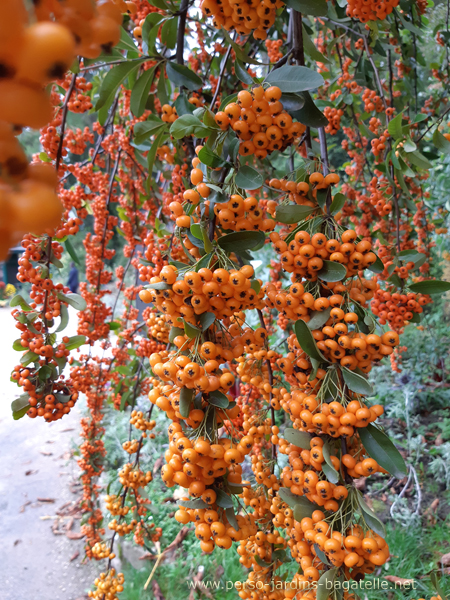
[0, 306, 97, 600]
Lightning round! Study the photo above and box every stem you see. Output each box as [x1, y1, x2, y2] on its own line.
[176, 0, 189, 65]
[210, 42, 233, 109]
[56, 73, 77, 172]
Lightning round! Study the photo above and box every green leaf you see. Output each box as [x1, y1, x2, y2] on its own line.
[179, 498, 209, 509]
[146, 281, 172, 290]
[225, 507, 239, 529]
[108, 321, 120, 330]
[179, 387, 193, 418]
[130, 65, 157, 117]
[275, 204, 315, 224]
[307, 307, 332, 330]
[235, 58, 253, 85]
[292, 91, 328, 128]
[341, 366, 374, 395]
[166, 62, 202, 91]
[397, 249, 426, 263]
[219, 92, 238, 112]
[359, 424, 407, 478]
[183, 319, 201, 338]
[116, 26, 139, 52]
[170, 114, 204, 139]
[302, 26, 329, 63]
[157, 65, 169, 105]
[134, 115, 165, 144]
[407, 149, 433, 170]
[96, 60, 142, 110]
[58, 292, 87, 311]
[367, 254, 384, 274]
[403, 137, 416, 152]
[283, 428, 311, 449]
[65, 335, 86, 351]
[198, 146, 225, 168]
[13, 339, 24, 351]
[161, 17, 178, 49]
[147, 128, 166, 174]
[278, 488, 317, 516]
[317, 260, 347, 282]
[387, 112, 404, 140]
[329, 193, 346, 215]
[10, 294, 32, 311]
[279, 93, 305, 112]
[265, 65, 324, 93]
[13, 404, 30, 421]
[432, 129, 450, 155]
[20, 350, 39, 366]
[198, 311, 215, 330]
[174, 92, 195, 116]
[430, 572, 448, 600]
[356, 491, 386, 537]
[213, 487, 234, 508]
[38, 365, 52, 381]
[169, 326, 185, 342]
[235, 165, 263, 189]
[317, 568, 337, 600]
[251, 279, 261, 294]
[218, 230, 265, 253]
[64, 238, 81, 266]
[284, 0, 328, 15]
[322, 442, 340, 484]
[11, 393, 30, 413]
[409, 280, 450, 294]
[314, 544, 330, 566]
[294, 319, 327, 362]
[208, 390, 229, 409]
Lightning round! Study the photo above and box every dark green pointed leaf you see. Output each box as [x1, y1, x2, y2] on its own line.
[278, 488, 317, 516]
[179, 387, 193, 418]
[11, 393, 30, 414]
[146, 281, 172, 290]
[218, 230, 265, 253]
[134, 116, 165, 144]
[183, 319, 201, 338]
[235, 165, 263, 189]
[166, 61, 202, 91]
[276, 204, 315, 224]
[322, 442, 340, 484]
[96, 60, 143, 110]
[10, 294, 32, 311]
[356, 491, 386, 537]
[174, 92, 195, 116]
[294, 319, 327, 362]
[279, 93, 305, 112]
[283, 428, 311, 449]
[317, 568, 337, 600]
[409, 280, 450, 294]
[64, 238, 81, 266]
[198, 312, 215, 330]
[291, 92, 328, 128]
[20, 350, 39, 366]
[235, 58, 253, 85]
[314, 544, 330, 566]
[317, 261, 347, 282]
[170, 114, 203, 139]
[57, 292, 87, 311]
[407, 149, 433, 170]
[329, 193, 346, 215]
[225, 507, 239, 529]
[284, 0, 327, 15]
[161, 17, 178, 49]
[433, 129, 450, 155]
[208, 390, 229, 409]
[341, 366, 374, 395]
[387, 112, 404, 140]
[179, 498, 209, 509]
[169, 326, 185, 342]
[65, 335, 86, 351]
[359, 424, 407, 478]
[13, 339, 24, 351]
[198, 146, 226, 168]
[307, 307, 331, 330]
[302, 26, 329, 63]
[367, 254, 384, 274]
[265, 65, 324, 93]
[130, 65, 157, 117]
[213, 487, 234, 508]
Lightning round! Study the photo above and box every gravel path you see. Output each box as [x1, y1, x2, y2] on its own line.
[0, 307, 97, 600]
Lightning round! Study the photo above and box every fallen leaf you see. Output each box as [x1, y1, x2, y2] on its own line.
[25, 470, 38, 476]
[439, 552, 450, 567]
[385, 576, 415, 586]
[354, 477, 367, 491]
[14, 539, 22, 546]
[152, 580, 165, 600]
[66, 517, 74, 532]
[66, 531, 85, 540]
[435, 433, 443, 446]
[37, 497, 55, 503]
[40, 450, 53, 456]
[61, 428, 75, 432]
[70, 551, 80, 562]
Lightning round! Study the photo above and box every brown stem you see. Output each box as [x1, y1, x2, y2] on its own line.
[56, 73, 77, 172]
[176, 0, 189, 65]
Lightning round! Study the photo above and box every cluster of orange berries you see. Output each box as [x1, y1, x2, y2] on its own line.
[269, 229, 377, 280]
[200, 0, 284, 40]
[324, 106, 344, 135]
[140, 263, 264, 326]
[91, 541, 115, 561]
[88, 569, 124, 600]
[371, 288, 431, 331]
[265, 38, 284, 62]
[215, 86, 306, 158]
[118, 462, 153, 490]
[214, 193, 276, 233]
[146, 310, 170, 343]
[129, 410, 157, 435]
[346, 0, 399, 22]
